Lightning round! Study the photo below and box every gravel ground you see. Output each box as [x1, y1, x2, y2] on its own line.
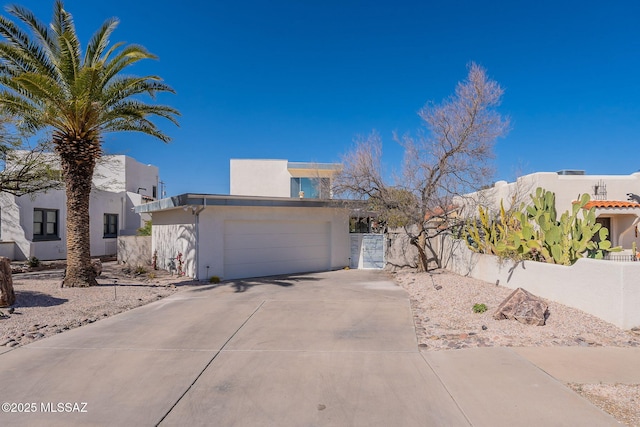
[393, 269, 640, 426]
[0, 261, 199, 349]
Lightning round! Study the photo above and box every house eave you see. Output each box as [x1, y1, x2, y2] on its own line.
[134, 193, 366, 213]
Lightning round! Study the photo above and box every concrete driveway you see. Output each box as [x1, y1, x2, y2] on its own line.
[0, 269, 619, 426]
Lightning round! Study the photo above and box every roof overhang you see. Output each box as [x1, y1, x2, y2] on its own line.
[582, 200, 640, 217]
[134, 193, 366, 214]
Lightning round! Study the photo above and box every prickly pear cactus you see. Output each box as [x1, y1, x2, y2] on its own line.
[511, 188, 618, 265]
[464, 187, 620, 265]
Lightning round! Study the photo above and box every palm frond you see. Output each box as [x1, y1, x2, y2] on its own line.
[0, 16, 57, 78]
[0, 89, 43, 130]
[107, 117, 172, 142]
[102, 76, 175, 106]
[13, 73, 65, 106]
[0, 1, 178, 147]
[104, 99, 180, 126]
[6, 3, 58, 65]
[85, 17, 119, 67]
[100, 44, 157, 87]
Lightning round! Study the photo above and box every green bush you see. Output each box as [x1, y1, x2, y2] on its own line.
[134, 266, 147, 275]
[209, 276, 221, 284]
[27, 256, 40, 267]
[473, 303, 488, 313]
[137, 220, 152, 236]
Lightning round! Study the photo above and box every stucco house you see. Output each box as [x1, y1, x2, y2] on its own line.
[230, 158, 340, 199]
[462, 170, 640, 252]
[137, 159, 384, 281]
[0, 154, 159, 261]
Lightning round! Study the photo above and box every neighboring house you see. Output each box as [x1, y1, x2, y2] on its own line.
[462, 170, 640, 251]
[0, 154, 159, 261]
[136, 158, 383, 281]
[230, 159, 340, 199]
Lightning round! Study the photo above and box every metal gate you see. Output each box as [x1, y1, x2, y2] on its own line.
[350, 233, 385, 269]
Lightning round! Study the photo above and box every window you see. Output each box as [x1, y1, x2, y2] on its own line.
[290, 177, 330, 199]
[152, 185, 157, 199]
[104, 214, 118, 238]
[34, 208, 59, 241]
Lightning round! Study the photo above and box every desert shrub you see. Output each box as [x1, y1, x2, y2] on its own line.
[473, 303, 488, 313]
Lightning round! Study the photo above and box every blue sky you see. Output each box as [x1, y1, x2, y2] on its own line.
[5, 1, 640, 196]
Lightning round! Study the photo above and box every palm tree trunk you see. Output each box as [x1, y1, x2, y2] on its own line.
[58, 144, 98, 288]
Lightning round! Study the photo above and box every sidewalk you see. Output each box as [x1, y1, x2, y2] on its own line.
[0, 269, 629, 426]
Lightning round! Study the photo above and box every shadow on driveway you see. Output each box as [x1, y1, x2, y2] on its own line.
[192, 274, 323, 293]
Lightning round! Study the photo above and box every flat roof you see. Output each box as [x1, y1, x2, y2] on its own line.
[287, 161, 342, 171]
[135, 193, 363, 213]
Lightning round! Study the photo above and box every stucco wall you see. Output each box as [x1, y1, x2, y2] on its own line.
[470, 172, 640, 213]
[0, 188, 145, 261]
[152, 209, 196, 277]
[385, 227, 419, 271]
[443, 236, 640, 329]
[124, 156, 159, 198]
[117, 235, 152, 267]
[0, 242, 14, 259]
[151, 205, 350, 280]
[94, 155, 159, 198]
[230, 159, 291, 197]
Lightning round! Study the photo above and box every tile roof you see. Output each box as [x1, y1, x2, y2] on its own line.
[583, 200, 640, 209]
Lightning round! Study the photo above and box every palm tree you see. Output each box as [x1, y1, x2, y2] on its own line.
[0, 1, 179, 287]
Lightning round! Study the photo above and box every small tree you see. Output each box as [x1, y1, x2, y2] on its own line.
[0, 115, 61, 195]
[334, 63, 509, 271]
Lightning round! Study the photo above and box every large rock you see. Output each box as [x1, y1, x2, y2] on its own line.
[92, 259, 102, 277]
[493, 287, 548, 326]
[0, 256, 15, 307]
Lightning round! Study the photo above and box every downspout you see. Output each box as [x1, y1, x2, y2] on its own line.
[193, 204, 206, 280]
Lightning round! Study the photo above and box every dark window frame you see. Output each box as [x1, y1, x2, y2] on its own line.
[33, 208, 59, 241]
[103, 213, 118, 238]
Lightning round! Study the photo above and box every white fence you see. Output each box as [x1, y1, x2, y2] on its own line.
[443, 237, 640, 329]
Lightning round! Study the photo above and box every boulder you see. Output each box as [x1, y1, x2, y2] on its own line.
[0, 256, 16, 307]
[92, 259, 102, 277]
[493, 287, 548, 326]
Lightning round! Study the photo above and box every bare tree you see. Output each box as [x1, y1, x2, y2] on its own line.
[334, 63, 510, 271]
[0, 116, 61, 196]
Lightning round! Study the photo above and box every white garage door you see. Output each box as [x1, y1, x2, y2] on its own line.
[224, 220, 331, 280]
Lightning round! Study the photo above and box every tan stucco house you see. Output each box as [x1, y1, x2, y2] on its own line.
[463, 170, 640, 253]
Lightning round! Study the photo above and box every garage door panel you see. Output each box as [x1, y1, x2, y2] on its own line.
[225, 245, 329, 265]
[224, 220, 331, 280]
[226, 232, 329, 251]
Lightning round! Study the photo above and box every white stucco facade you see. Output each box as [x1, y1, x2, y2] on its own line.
[463, 171, 640, 250]
[0, 155, 159, 261]
[139, 194, 351, 280]
[230, 159, 340, 199]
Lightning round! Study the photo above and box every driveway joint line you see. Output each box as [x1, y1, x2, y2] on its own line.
[418, 351, 473, 426]
[155, 300, 266, 426]
[220, 349, 419, 353]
